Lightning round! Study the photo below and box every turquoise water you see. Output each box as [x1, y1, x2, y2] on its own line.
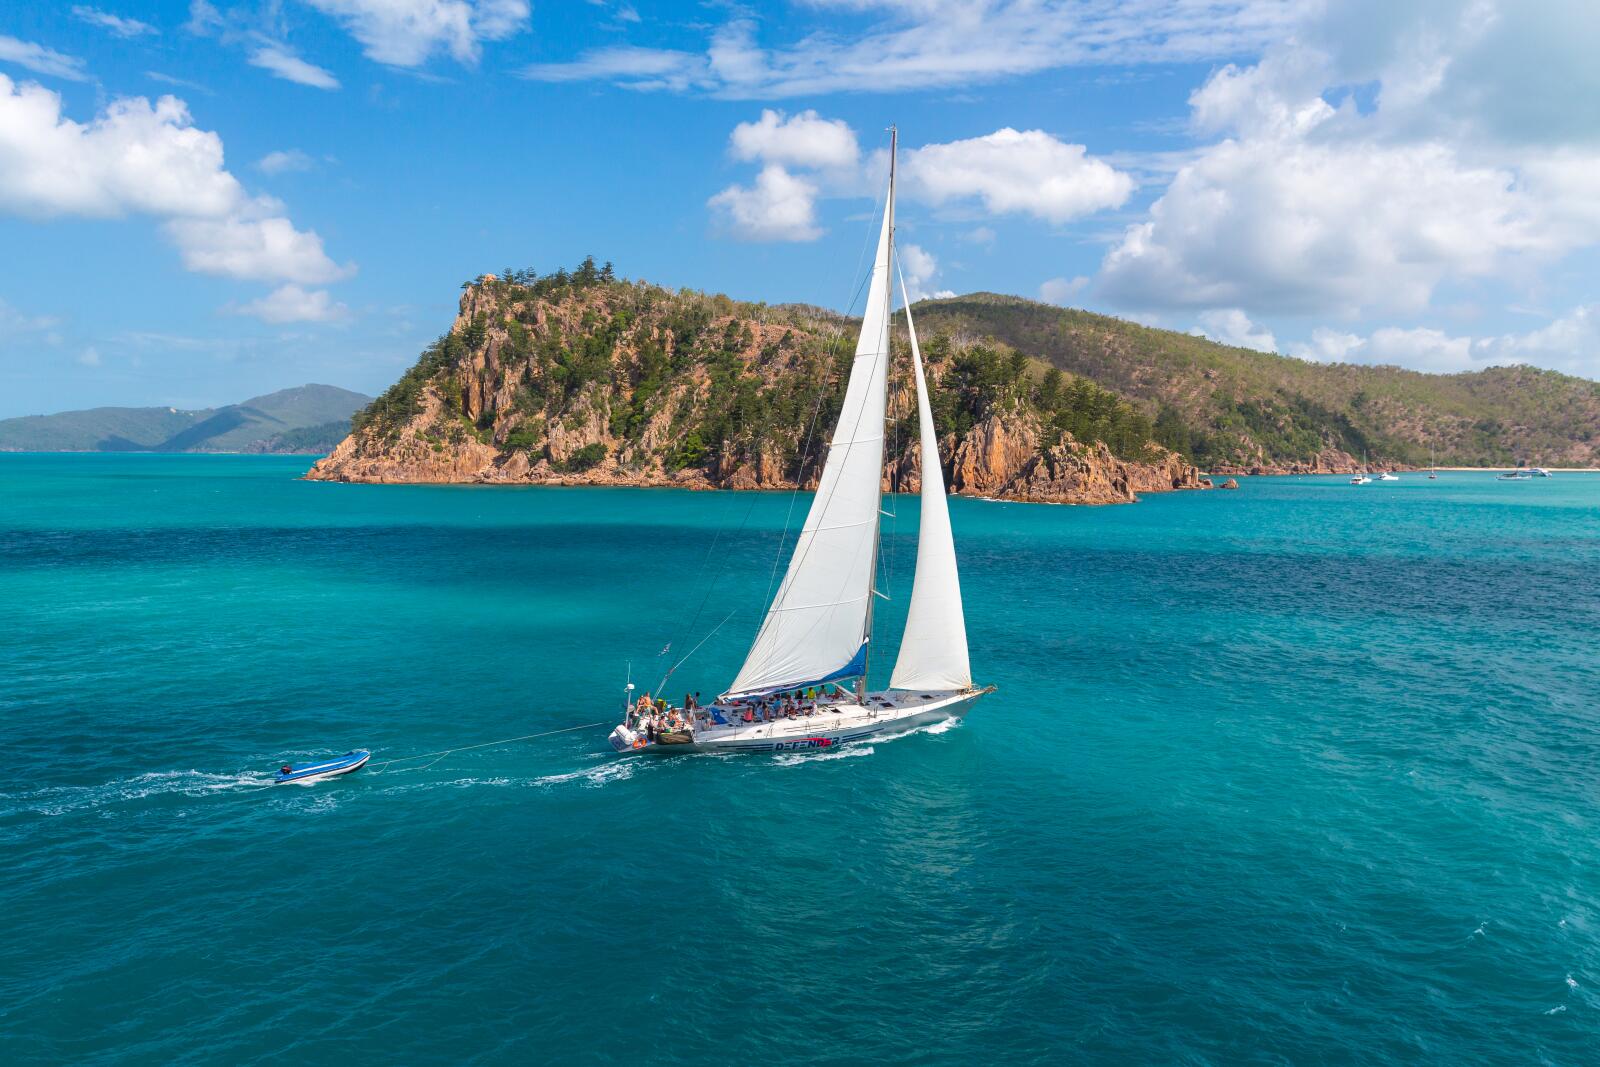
[3, 455, 1599, 1064]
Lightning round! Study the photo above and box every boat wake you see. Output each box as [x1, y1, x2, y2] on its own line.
[530, 760, 635, 789]
[3, 769, 270, 818]
[769, 716, 962, 767]
[774, 744, 875, 767]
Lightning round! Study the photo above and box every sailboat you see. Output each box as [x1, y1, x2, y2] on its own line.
[608, 130, 991, 755]
[1429, 446, 1438, 479]
[1350, 453, 1371, 485]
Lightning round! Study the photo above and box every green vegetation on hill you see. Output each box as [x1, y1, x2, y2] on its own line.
[351, 259, 1173, 482]
[345, 260, 1598, 479]
[0, 385, 372, 453]
[912, 294, 1600, 468]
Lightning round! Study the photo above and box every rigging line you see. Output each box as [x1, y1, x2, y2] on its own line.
[369, 722, 611, 773]
[658, 604, 741, 691]
[652, 485, 764, 693]
[654, 210, 879, 690]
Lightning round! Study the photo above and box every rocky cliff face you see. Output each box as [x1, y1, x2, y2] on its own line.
[309, 272, 1205, 505]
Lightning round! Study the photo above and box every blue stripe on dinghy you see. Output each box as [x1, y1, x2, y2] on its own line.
[275, 750, 369, 781]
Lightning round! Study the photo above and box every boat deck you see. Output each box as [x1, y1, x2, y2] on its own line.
[612, 689, 983, 754]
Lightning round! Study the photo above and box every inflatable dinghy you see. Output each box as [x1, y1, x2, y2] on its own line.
[273, 750, 370, 784]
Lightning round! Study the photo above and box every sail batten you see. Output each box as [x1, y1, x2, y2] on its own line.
[889, 264, 972, 692]
[723, 183, 895, 700]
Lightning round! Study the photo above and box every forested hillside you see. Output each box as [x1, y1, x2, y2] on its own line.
[913, 294, 1600, 470]
[310, 260, 1202, 504]
[312, 260, 1598, 500]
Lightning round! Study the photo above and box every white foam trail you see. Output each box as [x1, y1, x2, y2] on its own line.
[11, 770, 268, 817]
[1545, 1005, 1567, 1015]
[917, 717, 961, 736]
[874, 716, 962, 744]
[531, 761, 635, 789]
[774, 745, 875, 767]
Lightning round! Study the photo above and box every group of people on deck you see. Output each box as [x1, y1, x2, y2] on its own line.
[729, 683, 853, 725]
[625, 692, 698, 742]
[625, 683, 855, 740]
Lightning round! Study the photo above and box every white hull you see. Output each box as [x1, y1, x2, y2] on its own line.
[610, 688, 989, 756]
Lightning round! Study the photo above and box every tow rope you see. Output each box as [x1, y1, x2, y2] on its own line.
[369, 721, 611, 774]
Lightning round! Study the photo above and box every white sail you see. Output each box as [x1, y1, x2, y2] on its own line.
[724, 190, 894, 698]
[889, 267, 971, 692]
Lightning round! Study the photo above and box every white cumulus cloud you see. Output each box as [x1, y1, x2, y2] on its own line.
[0, 74, 350, 288]
[1191, 308, 1278, 353]
[708, 164, 820, 242]
[903, 128, 1132, 224]
[1039, 276, 1089, 305]
[708, 115, 1133, 244]
[1097, 2, 1600, 318]
[898, 242, 942, 301]
[234, 284, 350, 323]
[729, 109, 859, 169]
[1289, 306, 1600, 378]
[166, 216, 351, 285]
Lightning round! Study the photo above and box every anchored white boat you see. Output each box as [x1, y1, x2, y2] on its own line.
[609, 129, 991, 756]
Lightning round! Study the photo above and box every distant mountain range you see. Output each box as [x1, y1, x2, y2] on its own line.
[0, 385, 372, 454]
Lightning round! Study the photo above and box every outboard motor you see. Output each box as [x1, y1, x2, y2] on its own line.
[608, 724, 638, 752]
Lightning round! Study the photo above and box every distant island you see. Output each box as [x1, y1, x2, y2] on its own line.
[307, 259, 1600, 503]
[0, 385, 372, 455]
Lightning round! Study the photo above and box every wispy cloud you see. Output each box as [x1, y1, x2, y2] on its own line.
[71, 6, 158, 38]
[302, 0, 530, 67]
[0, 35, 91, 82]
[257, 149, 315, 175]
[185, 3, 340, 90]
[146, 70, 211, 94]
[523, 2, 1291, 97]
[231, 284, 351, 324]
[248, 45, 341, 90]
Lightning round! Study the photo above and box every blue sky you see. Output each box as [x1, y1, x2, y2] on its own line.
[1, 0, 1597, 417]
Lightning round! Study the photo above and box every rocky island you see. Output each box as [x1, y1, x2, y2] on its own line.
[311, 260, 1600, 498]
[310, 262, 1203, 504]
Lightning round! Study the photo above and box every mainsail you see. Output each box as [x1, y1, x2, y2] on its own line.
[723, 167, 895, 699]
[889, 266, 972, 691]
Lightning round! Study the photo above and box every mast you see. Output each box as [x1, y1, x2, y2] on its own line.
[859, 126, 896, 702]
[722, 129, 896, 703]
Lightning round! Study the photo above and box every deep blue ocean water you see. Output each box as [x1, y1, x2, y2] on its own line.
[2, 454, 1599, 1065]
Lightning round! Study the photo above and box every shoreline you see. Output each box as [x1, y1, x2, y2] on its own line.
[1217, 466, 1600, 475]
